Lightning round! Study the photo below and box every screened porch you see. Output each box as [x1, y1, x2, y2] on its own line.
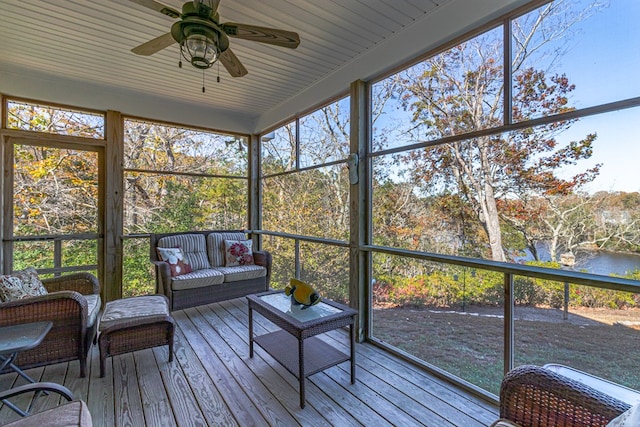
[1, 0, 640, 426]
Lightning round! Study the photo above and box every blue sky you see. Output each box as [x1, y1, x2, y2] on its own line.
[553, 0, 640, 193]
[372, 0, 640, 194]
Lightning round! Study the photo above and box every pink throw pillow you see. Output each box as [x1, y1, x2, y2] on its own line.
[224, 240, 254, 267]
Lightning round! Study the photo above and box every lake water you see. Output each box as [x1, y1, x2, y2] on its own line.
[514, 244, 640, 277]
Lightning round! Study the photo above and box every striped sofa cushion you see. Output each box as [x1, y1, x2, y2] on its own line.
[158, 234, 210, 271]
[207, 232, 247, 267]
[170, 268, 225, 290]
[213, 265, 267, 283]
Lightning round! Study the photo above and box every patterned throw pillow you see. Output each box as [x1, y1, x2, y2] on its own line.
[224, 240, 254, 267]
[156, 247, 193, 277]
[0, 267, 48, 302]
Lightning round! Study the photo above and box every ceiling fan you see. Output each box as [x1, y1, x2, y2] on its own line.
[130, 0, 300, 78]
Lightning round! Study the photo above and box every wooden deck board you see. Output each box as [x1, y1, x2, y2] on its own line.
[209, 301, 365, 427]
[27, 365, 62, 414]
[0, 297, 499, 426]
[220, 299, 399, 426]
[173, 309, 268, 427]
[184, 306, 303, 426]
[168, 322, 238, 427]
[86, 345, 115, 427]
[113, 352, 146, 426]
[135, 348, 177, 427]
[193, 305, 330, 425]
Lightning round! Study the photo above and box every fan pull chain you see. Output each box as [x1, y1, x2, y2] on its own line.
[202, 70, 206, 93]
[178, 48, 182, 68]
[217, 61, 221, 83]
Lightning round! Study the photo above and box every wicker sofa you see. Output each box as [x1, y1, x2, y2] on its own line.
[0, 272, 101, 378]
[493, 365, 632, 427]
[150, 230, 271, 311]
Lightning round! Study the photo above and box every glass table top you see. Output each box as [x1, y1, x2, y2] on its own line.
[0, 321, 52, 354]
[260, 292, 341, 322]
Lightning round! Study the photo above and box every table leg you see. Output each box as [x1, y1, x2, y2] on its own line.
[249, 306, 254, 358]
[1, 399, 28, 417]
[299, 337, 305, 409]
[0, 353, 38, 384]
[0, 353, 45, 416]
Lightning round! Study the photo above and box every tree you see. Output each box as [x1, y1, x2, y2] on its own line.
[8, 102, 102, 271]
[261, 98, 353, 296]
[392, 0, 604, 261]
[123, 120, 248, 234]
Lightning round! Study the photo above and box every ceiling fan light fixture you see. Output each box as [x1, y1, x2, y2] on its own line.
[180, 28, 219, 69]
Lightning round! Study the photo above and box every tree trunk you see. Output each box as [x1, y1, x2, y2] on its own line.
[482, 182, 507, 262]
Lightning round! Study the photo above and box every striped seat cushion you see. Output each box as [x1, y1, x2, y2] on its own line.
[213, 265, 267, 283]
[100, 295, 169, 330]
[170, 268, 225, 290]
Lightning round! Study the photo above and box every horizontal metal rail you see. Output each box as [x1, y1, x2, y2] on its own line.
[363, 244, 640, 294]
[124, 167, 248, 180]
[37, 265, 97, 275]
[261, 158, 347, 179]
[251, 230, 350, 248]
[370, 96, 640, 158]
[6, 233, 99, 277]
[8, 232, 99, 242]
[251, 232, 640, 401]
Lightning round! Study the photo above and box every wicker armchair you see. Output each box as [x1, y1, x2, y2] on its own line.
[0, 382, 92, 426]
[495, 365, 631, 427]
[0, 272, 101, 377]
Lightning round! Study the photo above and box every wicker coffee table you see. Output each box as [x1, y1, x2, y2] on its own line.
[247, 290, 357, 408]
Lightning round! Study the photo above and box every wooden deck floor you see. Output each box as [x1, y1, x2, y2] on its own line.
[0, 298, 499, 426]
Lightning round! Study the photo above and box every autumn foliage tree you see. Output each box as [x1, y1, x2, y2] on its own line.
[393, 0, 602, 261]
[8, 103, 101, 270]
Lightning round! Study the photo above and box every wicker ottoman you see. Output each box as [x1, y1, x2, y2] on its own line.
[98, 294, 175, 377]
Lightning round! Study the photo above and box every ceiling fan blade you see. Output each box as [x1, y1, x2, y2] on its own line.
[222, 23, 300, 49]
[219, 48, 248, 77]
[128, 0, 181, 18]
[132, 32, 176, 55]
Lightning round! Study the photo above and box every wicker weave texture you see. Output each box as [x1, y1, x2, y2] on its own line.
[0, 272, 100, 378]
[98, 296, 175, 377]
[500, 365, 630, 427]
[150, 230, 272, 310]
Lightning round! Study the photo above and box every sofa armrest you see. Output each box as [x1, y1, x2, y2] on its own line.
[253, 250, 272, 285]
[500, 365, 630, 427]
[41, 272, 100, 295]
[152, 260, 172, 297]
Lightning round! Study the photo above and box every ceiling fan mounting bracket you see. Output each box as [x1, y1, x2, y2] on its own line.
[129, 0, 299, 78]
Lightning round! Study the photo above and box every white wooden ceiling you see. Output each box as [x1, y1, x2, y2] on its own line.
[0, 0, 527, 133]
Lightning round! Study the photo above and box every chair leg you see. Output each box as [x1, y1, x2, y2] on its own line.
[168, 325, 174, 363]
[100, 353, 106, 378]
[79, 358, 86, 378]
